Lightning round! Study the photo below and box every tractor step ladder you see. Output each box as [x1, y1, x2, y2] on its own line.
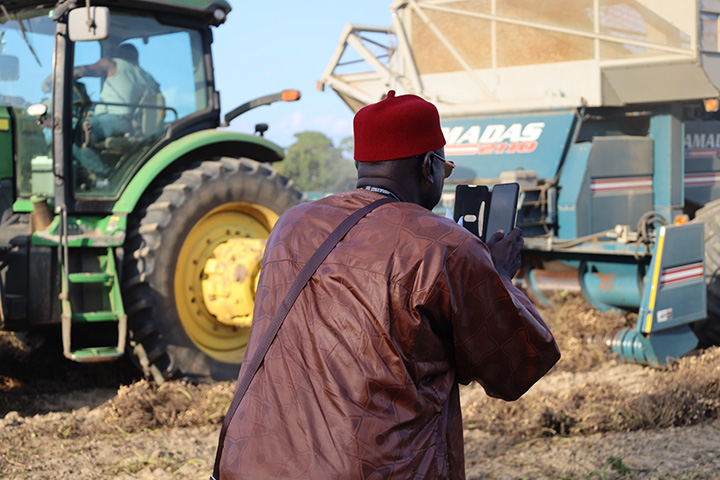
[60, 246, 127, 362]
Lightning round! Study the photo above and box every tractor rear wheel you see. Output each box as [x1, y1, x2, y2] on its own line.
[692, 198, 720, 347]
[122, 157, 303, 382]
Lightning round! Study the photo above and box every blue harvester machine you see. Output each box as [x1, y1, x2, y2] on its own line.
[320, 0, 720, 366]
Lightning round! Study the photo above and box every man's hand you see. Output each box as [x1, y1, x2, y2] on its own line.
[486, 228, 524, 280]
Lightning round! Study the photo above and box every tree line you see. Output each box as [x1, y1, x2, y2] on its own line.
[273, 131, 357, 194]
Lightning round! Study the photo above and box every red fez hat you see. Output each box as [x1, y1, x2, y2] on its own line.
[354, 90, 446, 162]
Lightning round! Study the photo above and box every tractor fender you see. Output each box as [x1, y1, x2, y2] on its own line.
[113, 129, 285, 214]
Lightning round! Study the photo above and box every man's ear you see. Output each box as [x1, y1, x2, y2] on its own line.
[421, 152, 435, 184]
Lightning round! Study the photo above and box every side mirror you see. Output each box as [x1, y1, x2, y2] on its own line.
[68, 7, 109, 42]
[0, 55, 19, 81]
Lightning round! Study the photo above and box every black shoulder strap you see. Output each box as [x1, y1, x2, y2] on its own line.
[211, 197, 395, 479]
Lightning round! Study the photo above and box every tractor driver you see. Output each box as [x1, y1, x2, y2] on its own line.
[42, 43, 161, 182]
[71, 43, 160, 143]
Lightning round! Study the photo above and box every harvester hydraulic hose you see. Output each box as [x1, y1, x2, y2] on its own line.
[547, 229, 616, 248]
[633, 211, 667, 260]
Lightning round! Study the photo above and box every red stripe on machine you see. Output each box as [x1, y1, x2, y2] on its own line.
[684, 172, 720, 186]
[590, 176, 653, 193]
[687, 149, 720, 159]
[445, 145, 480, 155]
[445, 141, 539, 156]
[660, 263, 704, 286]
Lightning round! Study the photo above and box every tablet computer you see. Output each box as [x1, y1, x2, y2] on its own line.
[454, 182, 519, 242]
[483, 182, 519, 242]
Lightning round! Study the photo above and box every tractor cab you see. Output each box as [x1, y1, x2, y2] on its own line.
[2, 3, 223, 214]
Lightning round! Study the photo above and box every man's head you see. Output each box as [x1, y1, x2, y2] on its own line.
[117, 44, 139, 65]
[353, 90, 451, 209]
[353, 90, 445, 162]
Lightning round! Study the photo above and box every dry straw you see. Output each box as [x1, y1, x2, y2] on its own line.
[462, 294, 720, 439]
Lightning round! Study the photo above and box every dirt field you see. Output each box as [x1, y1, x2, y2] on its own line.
[2, 295, 720, 480]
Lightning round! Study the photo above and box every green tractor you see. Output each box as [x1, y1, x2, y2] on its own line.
[0, 1, 304, 382]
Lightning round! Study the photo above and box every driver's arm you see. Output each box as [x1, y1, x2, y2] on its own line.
[42, 57, 117, 94]
[73, 57, 117, 79]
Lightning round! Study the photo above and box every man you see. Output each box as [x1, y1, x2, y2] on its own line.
[216, 90, 560, 479]
[54, 43, 161, 182]
[72, 43, 160, 142]
[43, 43, 159, 125]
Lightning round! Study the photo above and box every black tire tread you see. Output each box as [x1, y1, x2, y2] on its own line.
[692, 198, 720, 347]
[122, 157, 303, 382]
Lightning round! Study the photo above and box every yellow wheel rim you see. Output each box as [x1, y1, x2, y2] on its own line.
[174, 202, 278, 363]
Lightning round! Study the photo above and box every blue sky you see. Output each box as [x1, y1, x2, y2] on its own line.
[212, 1, 393, 148]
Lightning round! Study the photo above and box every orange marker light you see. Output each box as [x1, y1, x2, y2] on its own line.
[282, 89, 301, 102]
[673, 214, 689, 226]
[704, 98, 719, 113]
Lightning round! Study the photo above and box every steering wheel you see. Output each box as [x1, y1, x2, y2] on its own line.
[40, 74, 91, 106]
[70, 80, 95, 148]
[72, 79, 92, 109]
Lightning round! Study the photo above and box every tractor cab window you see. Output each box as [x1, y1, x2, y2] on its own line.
[71, 12, 208, 198]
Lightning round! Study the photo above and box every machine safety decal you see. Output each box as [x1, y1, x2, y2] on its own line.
[656, 308, 673, 323]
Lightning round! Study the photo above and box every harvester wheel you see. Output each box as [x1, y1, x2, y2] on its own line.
[122, 157, 303, 382]
[692, 198, 720, 347]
